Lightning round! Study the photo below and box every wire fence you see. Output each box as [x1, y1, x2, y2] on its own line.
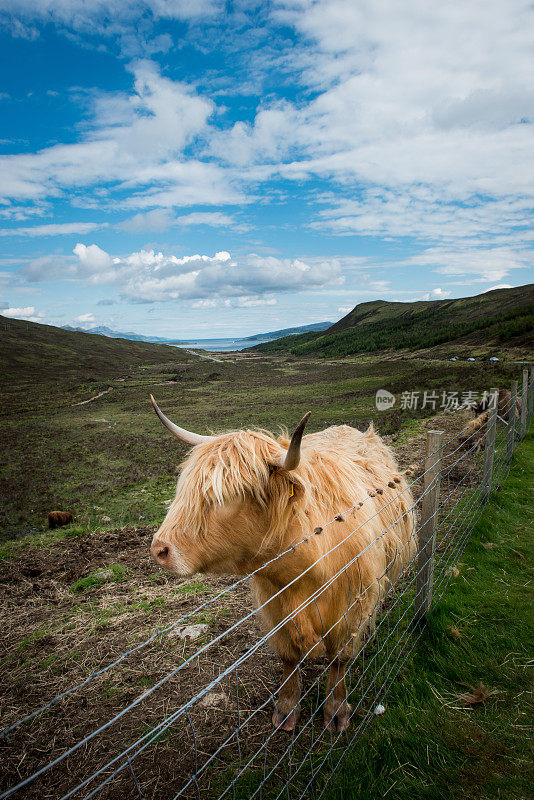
[1, 372, 533, 800]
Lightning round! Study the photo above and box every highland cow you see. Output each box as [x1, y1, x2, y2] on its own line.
[48, 510, 73, 529]
[149, 397, 416, 732]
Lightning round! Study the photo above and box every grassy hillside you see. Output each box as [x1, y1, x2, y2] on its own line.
[0, 315, 191, 381]
[253, 285, 534, 358]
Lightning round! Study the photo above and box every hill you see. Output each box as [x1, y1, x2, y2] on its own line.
[252, 285, 534, 358]
[243, 321, 332, 342]
[0, 315, 190, 384]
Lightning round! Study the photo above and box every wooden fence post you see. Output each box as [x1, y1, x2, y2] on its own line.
[415, 429, 444, 623]
[482, 388, 498, 500]
[507, 380, 518, 461]
[520, 369, 528, 439]
[528, 368, 534, 419]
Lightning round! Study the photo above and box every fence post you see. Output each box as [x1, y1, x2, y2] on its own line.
[415, 429, 444, 623]
[507, 380, 518, 461]
[528, 368, 534, 420]
[520, 369, 528, 439]
[482, 388, 498, 500]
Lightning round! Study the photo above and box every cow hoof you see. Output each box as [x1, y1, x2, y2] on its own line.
[272, 706, 300, 732]
[324, 703, 352, 732]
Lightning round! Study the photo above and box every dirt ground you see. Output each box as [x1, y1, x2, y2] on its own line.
[0, 407, 486, 800]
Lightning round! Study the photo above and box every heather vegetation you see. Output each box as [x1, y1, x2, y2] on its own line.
[253, 285, 534, 359]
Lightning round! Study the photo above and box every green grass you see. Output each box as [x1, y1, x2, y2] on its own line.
[320, 429, 534, 800]
[1, 333, 520, 542]
[70, 563, 131, 593]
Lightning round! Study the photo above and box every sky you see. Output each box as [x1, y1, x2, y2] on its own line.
[0, 0, 533, 338]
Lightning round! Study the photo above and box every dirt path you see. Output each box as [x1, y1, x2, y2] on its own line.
[74, 387, 113, 406]
[184, 349, 227, 364]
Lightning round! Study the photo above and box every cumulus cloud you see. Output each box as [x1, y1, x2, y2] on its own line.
[2, 304, 45, 321]
[73, 243, 113, 274]
[65, 244, 344, 302]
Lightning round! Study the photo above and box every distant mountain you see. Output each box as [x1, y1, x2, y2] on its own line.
[252, 285, 534, 358]
[61, 324, 177, 343]
[244, 321, 332, 342]
[60, 321, 333, 345]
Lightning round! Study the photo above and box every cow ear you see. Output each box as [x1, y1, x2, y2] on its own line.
[268, 467, 303, 503]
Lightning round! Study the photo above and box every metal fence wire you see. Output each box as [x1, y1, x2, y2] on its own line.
[1, 373, 532, 800]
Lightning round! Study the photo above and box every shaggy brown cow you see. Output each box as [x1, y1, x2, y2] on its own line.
[458, 410, 490, 450]
[149, 397, 416, 732]
[48, 510, 73, 529]
[474, 388, 520, 419]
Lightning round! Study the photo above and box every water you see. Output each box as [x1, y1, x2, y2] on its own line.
[169, 337, 273, 352]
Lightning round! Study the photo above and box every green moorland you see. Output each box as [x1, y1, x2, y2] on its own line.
[321, 430, 534, 800]
[253, 284, 534, 358]
[0, 314, 527, 543]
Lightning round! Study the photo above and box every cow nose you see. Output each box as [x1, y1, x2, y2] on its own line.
[151, 538, 170, 566]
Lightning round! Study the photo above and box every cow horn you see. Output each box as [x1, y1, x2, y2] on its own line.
[278, 412, 311, 470]
[150, 395, 214, 446]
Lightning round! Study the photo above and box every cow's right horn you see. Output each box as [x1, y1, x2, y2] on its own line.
[150, 395, 214, 446]
[277, 411, 311, 470]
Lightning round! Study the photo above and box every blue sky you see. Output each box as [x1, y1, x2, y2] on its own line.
[0, 0, 533, 338]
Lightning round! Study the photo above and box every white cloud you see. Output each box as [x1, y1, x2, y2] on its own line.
[416, 288, 452, 301]
[0, 61, 239, 209]
[2, 304, 45, 321]
[175, 212, 237, 228]
[0, 0, 533, 281]
[73, 243, 113, 274]
[0, 0, 220, 29]
[409, 246, 531, 282]
[192, 296, 278, 308]
[0, 221, 104, 237]
[310, 191, 534, 245]
[117, 209, 175, 233]
[74, 312, 96, 325]
[62, 244, 344, 302]
[482, 283, 514, 292]
[117, 209, 238, 233]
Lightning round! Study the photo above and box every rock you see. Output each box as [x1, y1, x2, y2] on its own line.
[101, 515, 111, 523]
[94, 569, 114, 580]
[198, 691, 228, 708]
[168, 624, 209, 641]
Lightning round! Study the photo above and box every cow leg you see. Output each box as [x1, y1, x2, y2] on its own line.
[272, 660, 301, 732]
[324, 658, 351, 732]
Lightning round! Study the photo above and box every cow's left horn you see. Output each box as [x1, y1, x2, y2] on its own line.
[150, 395, 214, 446]
[278, 412, 311, 470]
